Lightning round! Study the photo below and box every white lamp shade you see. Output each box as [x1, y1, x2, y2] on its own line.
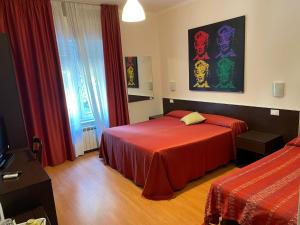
[122, 0, 146, 22]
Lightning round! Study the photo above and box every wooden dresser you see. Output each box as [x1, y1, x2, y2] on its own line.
[0, 149, 57, 225]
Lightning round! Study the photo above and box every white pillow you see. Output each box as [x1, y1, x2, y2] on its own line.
[180, 112, 206, 125]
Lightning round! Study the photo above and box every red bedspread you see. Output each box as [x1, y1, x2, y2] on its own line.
[100, 112, 247, 200]
[204, 137, 300, 225]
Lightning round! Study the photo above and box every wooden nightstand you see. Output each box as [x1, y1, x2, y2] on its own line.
[235, 130, 284, 167]
[149, 114, 164, 120]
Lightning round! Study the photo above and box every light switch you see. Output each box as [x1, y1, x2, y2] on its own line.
[270, 109, 280, 116]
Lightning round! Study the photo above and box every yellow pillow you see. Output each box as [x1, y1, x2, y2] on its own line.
[180, 112, 206, 125]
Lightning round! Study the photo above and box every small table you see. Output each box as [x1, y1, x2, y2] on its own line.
[236, 130, 283, 166]
[149, 114, 164, 120]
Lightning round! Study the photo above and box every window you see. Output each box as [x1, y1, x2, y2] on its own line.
[52, 1, 109, 157]
[59, 39, 95, 124]
[79, 75, 95, 123]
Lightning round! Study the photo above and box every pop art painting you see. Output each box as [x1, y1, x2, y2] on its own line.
[125, 56, 139, 88]
[188, 16, 245, 92]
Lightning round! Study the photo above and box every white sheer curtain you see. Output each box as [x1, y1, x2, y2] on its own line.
[51, 1, 109, 157]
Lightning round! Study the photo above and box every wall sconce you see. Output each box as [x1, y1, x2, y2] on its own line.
[147, 81, 153, 90]
[273, 81, 285, 97]
[169, 81, 176, 92]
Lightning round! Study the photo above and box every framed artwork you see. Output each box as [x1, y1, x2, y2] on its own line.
[125, 56, 139, 88]
[188, 16, 245, 92]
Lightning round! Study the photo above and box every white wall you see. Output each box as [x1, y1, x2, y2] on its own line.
[120, 14, 163, 123]
[158, 0, 300, 111]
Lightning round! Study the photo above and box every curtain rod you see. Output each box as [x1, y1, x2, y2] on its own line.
[53, 0, 119, 7]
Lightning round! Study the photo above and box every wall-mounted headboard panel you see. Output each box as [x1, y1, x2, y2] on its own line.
[163, 98, 299, 143]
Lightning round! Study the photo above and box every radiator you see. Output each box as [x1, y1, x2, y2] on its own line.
[83, 126, 99, 151]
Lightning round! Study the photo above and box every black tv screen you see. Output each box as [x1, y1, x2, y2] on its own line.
[0, 33, 28, 149]
[0, 117, 8, 156]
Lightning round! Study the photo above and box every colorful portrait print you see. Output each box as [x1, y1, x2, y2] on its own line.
[215, 25, 236, 59]
[125, 56, 139, 88]
[193, 31, 210, 61]
[215, 58, 235, 89]
[127, 65, 135, 86]
[193, 60, 210, 88]
[188, 16, 245, 92]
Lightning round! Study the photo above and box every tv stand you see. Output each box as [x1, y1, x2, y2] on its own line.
[0, 152, 14, 169]
[0, 149, 57, 225]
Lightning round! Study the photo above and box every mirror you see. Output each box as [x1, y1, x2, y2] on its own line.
[125, 56, 154, 102]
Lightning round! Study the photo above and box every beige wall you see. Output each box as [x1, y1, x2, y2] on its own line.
[120, 14, 163, 124]
[158, 0, 300, 111]
[120, 0, 300, 125]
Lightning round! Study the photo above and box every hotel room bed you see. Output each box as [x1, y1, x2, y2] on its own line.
[204, 136, 300, 225]
[100, 110, 247, 200]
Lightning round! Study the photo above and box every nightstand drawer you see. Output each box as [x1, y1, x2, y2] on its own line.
[236, 130, 283, 155]
[236, 138, 266, 154]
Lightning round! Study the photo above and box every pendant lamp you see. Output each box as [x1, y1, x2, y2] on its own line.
[122, 0, 146, 22]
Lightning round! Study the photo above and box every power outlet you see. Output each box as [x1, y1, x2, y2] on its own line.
[270, 109, 280, 116]
[169, 99, 174, 104]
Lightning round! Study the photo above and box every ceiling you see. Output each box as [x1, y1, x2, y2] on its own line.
[68, 0, 185, 12]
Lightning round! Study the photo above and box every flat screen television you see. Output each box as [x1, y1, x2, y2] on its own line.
[0, 33, 28, 150]
[0, 117, 12, 169]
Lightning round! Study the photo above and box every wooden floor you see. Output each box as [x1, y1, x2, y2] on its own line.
[45, 151, 236, 225]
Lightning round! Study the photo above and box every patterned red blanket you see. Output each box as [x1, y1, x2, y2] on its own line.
[204, 137, 300, 225]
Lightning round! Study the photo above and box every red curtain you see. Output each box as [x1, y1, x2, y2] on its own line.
[101, 5, 130, 127]
[0, 0, 75, 166]
[0, 2, 4, 32]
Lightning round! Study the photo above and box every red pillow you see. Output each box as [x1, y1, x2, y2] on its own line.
[166, 110, 192, 118]
[201, 113, 248, 136]
[286, 137, 300, 147]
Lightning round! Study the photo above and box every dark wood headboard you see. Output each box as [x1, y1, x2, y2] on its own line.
[163, 98, 299, 143]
